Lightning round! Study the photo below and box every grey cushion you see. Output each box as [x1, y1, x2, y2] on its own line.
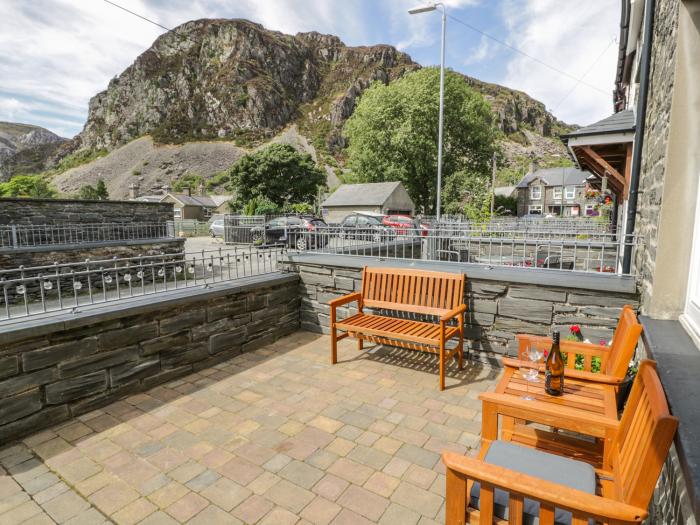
[470, 440, 596, 525]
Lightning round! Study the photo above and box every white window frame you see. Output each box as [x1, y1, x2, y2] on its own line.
[565, 186, 576, 200]
[584, 204, 598, 216]
[552, 187, 562, 200]
[174, 208, 182, 219]
[681, 181, 700, 347]
[530, 185, 542, 200]
[528, 205, 543, 215]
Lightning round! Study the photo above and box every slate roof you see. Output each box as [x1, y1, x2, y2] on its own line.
[321, 182, 404, 207]
[516, 167, 593, 188]
[167, 194, 233, 208]
[564, 109, 635, 138]
[494, 186, 516, 197]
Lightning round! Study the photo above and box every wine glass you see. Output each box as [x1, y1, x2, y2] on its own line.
[519, 349, 540, 400]
[526, 344, 544, 383]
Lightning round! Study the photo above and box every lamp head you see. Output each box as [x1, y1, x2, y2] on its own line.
[408, 4, 437, 14]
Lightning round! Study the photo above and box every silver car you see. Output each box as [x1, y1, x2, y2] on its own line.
[209, 219, 224, 238]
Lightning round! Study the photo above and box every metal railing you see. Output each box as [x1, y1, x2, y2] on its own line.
[0, 246, 286, 321]
[289, 226, 637, 275]
[419, 216, 614, 233]
[167, 220, 211, 237]
[0, 222, 173, 249]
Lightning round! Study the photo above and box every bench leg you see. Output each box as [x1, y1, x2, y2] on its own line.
[331, 327, 338, 365]
[358, 338, 363, 351]
[439, 337, 446, 391]
[458, 334, 464, 370]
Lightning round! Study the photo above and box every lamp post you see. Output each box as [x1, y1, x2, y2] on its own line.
[408, 2, 446, 220]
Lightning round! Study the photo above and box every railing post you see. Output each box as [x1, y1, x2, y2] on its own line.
[11, 225, 18, 249]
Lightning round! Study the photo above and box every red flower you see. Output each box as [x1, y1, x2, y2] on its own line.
[570, 325, 581, 334]
[599, 339, 607, 346]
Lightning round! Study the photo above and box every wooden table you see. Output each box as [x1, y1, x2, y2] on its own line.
[479, 364, 620, 468]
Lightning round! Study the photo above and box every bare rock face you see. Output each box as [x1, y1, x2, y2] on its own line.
[78, 20, 416, 151]
[0, 122, 66, 180]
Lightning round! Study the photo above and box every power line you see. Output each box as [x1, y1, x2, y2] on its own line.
[551, 37, 616, 111]
[447, 13, 610, 97]
[101, 0, 202, 48]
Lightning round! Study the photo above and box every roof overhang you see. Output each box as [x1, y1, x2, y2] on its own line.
[567, 133, 635, 199]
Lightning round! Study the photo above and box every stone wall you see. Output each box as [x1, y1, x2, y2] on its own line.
[633, 0, 680, 312]
[285, 258, 639, 365]
[0, 198, 174, 225]
[0, 275, 299, 443]
[0, 238, 185, 270]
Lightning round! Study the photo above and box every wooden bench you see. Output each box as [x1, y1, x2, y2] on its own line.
[509, 304, 642, 389]
[442, 360, 678, 524]
[329, 267, 466, 390]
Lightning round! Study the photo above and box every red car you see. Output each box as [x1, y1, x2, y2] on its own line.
[382, 215, 428, 236]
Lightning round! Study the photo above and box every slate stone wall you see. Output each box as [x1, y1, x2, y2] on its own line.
[0, 198, 174, 226]
[0, 276, 299, 444]
[633, 0, 680, 311]
[286, 260, 639, 366]
[0, 239, 185, 270]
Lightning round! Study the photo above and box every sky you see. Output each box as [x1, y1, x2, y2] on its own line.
[0, 0, 621, 139]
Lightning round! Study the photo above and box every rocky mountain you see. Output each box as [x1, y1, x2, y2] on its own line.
[0, 122, 66, 180]
[54, 18, 571, 197]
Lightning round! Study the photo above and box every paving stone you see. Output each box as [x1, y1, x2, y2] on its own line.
[63, 508, 109, 525]
[0, 499, 44, 524]
[89, 481, 140, 515]
[259, 506, 300, 525]
[312, 474, 350, 502]
[138, 510, 179, 525]
[111, 497, 157, 525]
[327, 457, 374, 485]
[300, 495, 342, 525]
[185, 469, 221, 492]
[379, 503, 421, 525]
[394, 444, 439, 470]
[278, 460, 324, 489]
[331, 508, 377, 525]
[390, 482, 443, 518]
[337, 484, 389, 521]
[347, 445, 391, 470]
[188, 504, 243, 524]
[43, 489, 91, 522]
[200, 477, 251, 511]
[164, 491, 208, 522]
[265, 479, 315, 514]
[364, 471, 400, 498]
[233, 494, 274, 524]
[147, 481, 189, 509]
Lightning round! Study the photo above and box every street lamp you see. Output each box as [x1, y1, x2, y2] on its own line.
[409, 2, 446, 220]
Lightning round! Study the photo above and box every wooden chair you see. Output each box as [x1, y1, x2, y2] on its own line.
[443, 360, 678, 525]
[328, 266, 466, 390]
[509, 305, 642, 388]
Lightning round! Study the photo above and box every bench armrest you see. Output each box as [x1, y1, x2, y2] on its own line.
[440, 304, 467, 322]
[328, 292, 362, 308]
[442, 451, 647, 524]
[502, 357, 624, 385]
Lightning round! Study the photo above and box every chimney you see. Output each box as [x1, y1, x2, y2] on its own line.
[185, 186, 192, 197]
[128, 183, 140, 199]
[199, 182, 206, 196]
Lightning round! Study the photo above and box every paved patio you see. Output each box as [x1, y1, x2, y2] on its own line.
[0, 331, 499, 525]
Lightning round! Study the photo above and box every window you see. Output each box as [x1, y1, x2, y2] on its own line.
[174, 208, 182, 219]
[202, 207, 212, 218]
[530, 185, 542, 200]
[342, 216, 357, 227]
[528, 205, 542, 215]
[565, 186, 576, 200]
[552, 187, 562, 200]
[585, 204, 599, 217]
[682, 185, 700, 344]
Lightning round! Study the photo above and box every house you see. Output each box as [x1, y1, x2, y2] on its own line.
[129, 183, 232, 220]
[320, 182, 415, 223]
[161, 190, 232, 220]
[514, 166, 600, 217]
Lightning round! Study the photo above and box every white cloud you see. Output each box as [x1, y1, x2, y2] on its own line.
[463, 35, 494, 65]
[499, 0, 619, 125]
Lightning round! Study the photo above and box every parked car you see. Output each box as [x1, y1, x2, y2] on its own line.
[338, 213, 396, 242]
[209, 219, 224, 238]
[250, 215, 329, 250]
[382, 214, 429, 237]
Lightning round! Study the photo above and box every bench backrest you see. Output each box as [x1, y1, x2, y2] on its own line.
[605, 305, 643, 377]
[610, 360, 678, 509]
[360, 266, 465, 317]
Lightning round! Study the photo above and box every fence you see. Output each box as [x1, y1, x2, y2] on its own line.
[167, 220, 211, 237]
[420, 216, 614, 233]
[0, 246, 286, 321]
[290, 226, 637, 275]
[223, 215, 266, 244]
[0, 223, 172, 249]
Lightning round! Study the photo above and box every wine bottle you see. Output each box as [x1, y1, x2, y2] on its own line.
[545, 330, 564, 396]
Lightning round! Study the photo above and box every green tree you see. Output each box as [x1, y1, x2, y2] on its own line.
[226, 144, 325, 210]
[343, 68, 498, 214]
[0, 175, 56, 198]
[173, 173, 204, 193]
[77, 179, 109, 200]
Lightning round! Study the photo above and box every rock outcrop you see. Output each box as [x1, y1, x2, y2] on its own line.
[0, 122, 66, 180]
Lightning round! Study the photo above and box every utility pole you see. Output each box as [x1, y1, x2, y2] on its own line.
[490, 152, 497, 216]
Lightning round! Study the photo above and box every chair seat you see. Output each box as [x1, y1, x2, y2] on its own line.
[471, 441, 596, 525]
[335, 313, 459, 345]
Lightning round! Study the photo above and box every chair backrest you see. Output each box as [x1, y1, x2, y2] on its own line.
[611, 360, 678, 509]
[605, 305, 643, 378]
[360, 266, 465, 317]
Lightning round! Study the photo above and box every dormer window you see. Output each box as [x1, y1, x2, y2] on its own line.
[530, 185, 542, 200]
